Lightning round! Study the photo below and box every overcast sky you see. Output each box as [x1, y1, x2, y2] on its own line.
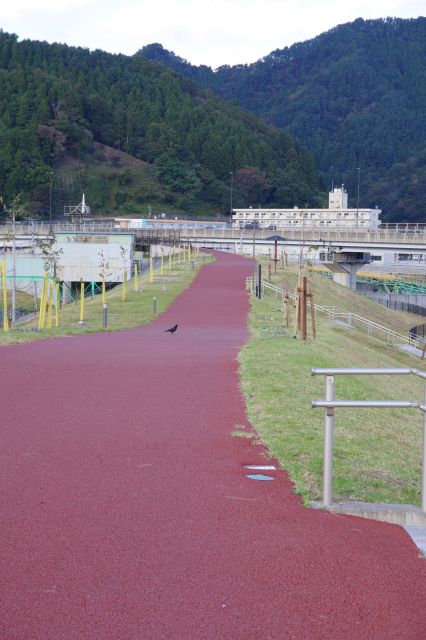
[0, 0, 424, 68]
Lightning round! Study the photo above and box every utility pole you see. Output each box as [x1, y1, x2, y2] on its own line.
[32, 219, 38, 313]
[12, 209, 16, 323]
[252, 218, 256, 290]
[230, 171, 234, 222]
[356, 167, 360, 229]
[49, 171, 53, 232]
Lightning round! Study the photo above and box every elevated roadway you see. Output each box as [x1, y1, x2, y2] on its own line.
[2, 222, 426, 271]
[181, 227, 426, 257]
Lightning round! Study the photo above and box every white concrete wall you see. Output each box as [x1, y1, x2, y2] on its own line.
[56, 242, 133, 282]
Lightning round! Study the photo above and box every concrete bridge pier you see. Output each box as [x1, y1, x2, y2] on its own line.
[320, 251, 372, 290]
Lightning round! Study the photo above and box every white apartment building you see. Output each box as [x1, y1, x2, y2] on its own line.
[232, 186, 382, 230]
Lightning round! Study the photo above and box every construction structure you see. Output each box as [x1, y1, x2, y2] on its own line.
[63, 194, 90, 227]
[319, 249, 373, 290]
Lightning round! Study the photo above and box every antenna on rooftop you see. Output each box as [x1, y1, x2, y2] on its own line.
[64, 193, 91, 228]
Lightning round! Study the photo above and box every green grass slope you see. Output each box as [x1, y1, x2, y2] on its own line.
[239, 261, 426, 507]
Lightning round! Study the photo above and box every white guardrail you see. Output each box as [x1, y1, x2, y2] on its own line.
[246, 277, 426, 353]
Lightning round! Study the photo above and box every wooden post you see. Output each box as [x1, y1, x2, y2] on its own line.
[283, 290, 290, 327]
[134, 263, 138, 291]
[306, 283, 316, 339]
[293, 278, 301, 338]
[301, 276, 307, 340]
[268, 262, 272, 281]
[274, 240, 278, 274]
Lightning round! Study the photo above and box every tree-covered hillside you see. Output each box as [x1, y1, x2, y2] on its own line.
[138, 18, 426, 222]
[0, 30, 321, 218]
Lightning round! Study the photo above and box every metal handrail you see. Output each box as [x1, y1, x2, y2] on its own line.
[257, 279, 424, 351]
[311, 368, 426, 512]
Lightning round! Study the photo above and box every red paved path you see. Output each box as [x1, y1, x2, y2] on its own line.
[1, 252, 425, 639]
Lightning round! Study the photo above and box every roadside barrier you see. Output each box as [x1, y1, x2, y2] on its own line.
[247, 277, 426, 353]
[311, 368, 426, 512]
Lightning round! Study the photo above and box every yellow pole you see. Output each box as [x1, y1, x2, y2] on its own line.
[149, 257, 153, 283]
[38, 274, 44, 330]
[178, 246, 181, 264]
[39, 271, 48, 330]
[55, 282, 60, 327]
[47, 279, 54, 329]
[79, 281, 85, 323]
[1, 261, 9, 332]
[188, 245, 191, 262]
[122, 271, 127, 302]
[161, 254, 164, 276]
[102, 277, 106, 305]
[134, 263, 138, 291]
[168, 248, 171, 271]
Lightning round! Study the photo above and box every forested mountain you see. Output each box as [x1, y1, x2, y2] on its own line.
[138, 18, 426, 222]
[0, 30, 321, 219]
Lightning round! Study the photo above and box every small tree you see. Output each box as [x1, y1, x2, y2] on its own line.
[98, 250, 112, 304]
[98, 250, 112, 281]
[35, 233, 63, 277]
[0, 193, 31, 222]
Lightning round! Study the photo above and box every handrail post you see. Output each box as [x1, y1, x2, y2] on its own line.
[423, 385, 426, 513]
[323, 375, 335, 507]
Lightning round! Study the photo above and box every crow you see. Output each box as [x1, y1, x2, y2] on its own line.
[165, 324, 179, 335]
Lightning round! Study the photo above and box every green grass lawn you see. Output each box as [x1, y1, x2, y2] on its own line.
[239, 260, 426, 507]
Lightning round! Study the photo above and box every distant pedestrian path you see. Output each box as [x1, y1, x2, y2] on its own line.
[1, 251, 425, 639]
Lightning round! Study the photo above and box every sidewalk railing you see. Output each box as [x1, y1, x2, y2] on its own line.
[311, 368, 426, 512]
[247, 277, 426, 353]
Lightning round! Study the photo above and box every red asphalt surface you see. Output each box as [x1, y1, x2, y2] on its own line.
[1, 251, 425, 639]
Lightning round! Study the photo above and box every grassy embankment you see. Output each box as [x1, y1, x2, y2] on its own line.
[239, 260, 426, 507]
[0, 254, 212, 346]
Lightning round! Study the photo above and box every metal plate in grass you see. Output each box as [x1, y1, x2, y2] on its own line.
[244, 465, 276, 471]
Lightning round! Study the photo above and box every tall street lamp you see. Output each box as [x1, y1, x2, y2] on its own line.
[49, 171, 53, 231]
[230, 171, 234, 223]
[252, 216, 256, 290]
[356, 167, 361, 229]
[11, 209, 16, 323]
[0, 208, 17, 324]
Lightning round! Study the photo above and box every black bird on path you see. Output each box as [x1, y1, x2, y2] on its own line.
[165, 324, 179, 335]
